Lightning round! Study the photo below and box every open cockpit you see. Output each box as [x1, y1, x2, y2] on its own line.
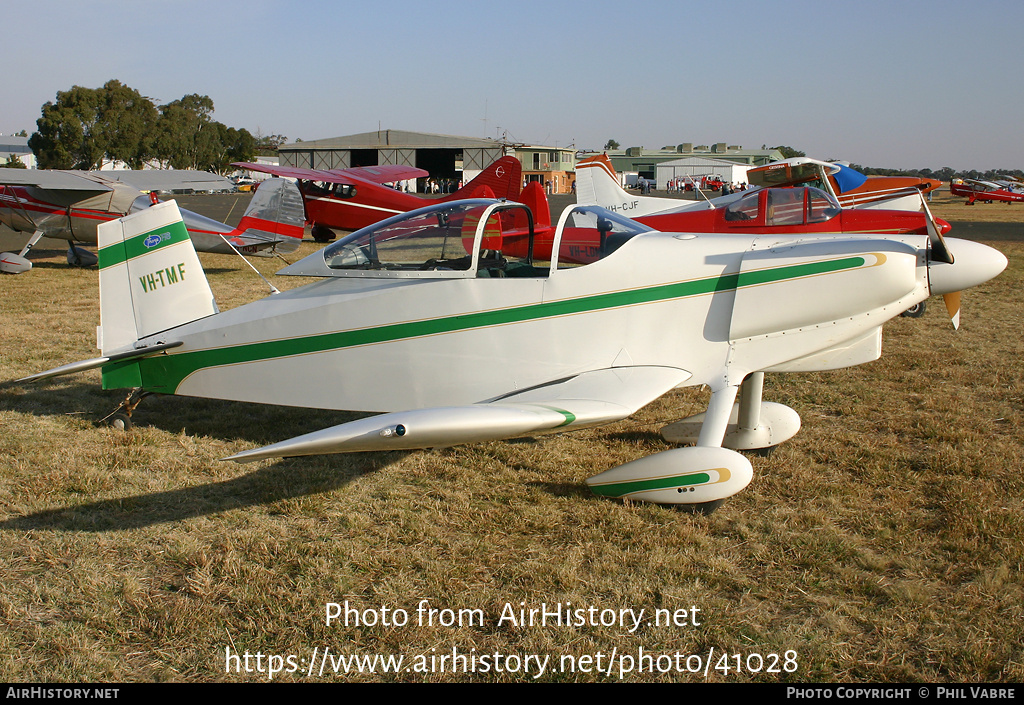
[277, 199, 653, 278]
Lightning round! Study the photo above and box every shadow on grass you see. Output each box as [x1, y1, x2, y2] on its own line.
[1, 379, 369, 446]
[0, 452, 404, 532]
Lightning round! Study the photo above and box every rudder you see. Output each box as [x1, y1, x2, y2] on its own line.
[231, 178, 306, 255]
[448, 156, 522, 201]
[97, 200, 217, 356]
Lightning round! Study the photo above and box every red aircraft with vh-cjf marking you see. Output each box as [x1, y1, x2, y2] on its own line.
[233, 156, 523, 242]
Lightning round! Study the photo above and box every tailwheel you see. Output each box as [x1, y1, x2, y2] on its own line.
[311, 224, 337, 243]
[97, 388, 150, 431]
[106, 413, 133, 431]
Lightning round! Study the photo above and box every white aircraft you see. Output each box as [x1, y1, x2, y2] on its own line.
[17, 196, 1007, 511]
[0, 169, 305, 273]
[575, 153, 725, 218]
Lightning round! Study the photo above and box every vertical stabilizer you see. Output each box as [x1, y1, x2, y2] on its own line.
[97, 200, 217, 355]
[448, 156, 523, 201]
[231, 178, 306, 254]
[575, 153, 713, 217]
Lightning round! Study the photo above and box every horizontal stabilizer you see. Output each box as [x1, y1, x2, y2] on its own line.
[225, 366, 691, 463]
[16, 341, 182, 384]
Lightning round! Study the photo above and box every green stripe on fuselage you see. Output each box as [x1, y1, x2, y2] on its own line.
[589, 472, 713, 497]
[119, 255, 868, 394]
[98, 220, 190, 269]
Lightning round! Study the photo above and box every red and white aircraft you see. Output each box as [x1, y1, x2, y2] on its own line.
[233, 156, 523, 241]
[0, 169, 304, 274]
[576, 154, 942, 219]
[747, 158, 942, 211]
[950, 178, 1024, 205]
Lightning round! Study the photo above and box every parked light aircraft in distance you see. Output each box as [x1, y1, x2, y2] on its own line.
[0, 169, 305, 274]
[17, 196, 1006, 511]
[233, 156, 523, 241]
[575, 154, 942, 219]
[950, 178, 1024, 205]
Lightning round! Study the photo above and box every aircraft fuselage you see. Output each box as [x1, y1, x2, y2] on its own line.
[105, 228, 934, 415]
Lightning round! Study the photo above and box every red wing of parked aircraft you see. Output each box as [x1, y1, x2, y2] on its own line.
[0, 169, 305, 273]
[233, 156, 523, 240]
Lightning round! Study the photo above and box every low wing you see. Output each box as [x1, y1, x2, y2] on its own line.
[224, 366, 692, 463]
[233, 162, 428, 186]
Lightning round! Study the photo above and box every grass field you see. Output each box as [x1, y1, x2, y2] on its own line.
[0, 190, 1021, 682]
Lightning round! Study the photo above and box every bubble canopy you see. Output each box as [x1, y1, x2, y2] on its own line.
[277, 199, 652, 278]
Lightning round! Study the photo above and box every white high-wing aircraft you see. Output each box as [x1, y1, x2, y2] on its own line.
[18, 196, 1007, 511]
[0, 169, 305, 273]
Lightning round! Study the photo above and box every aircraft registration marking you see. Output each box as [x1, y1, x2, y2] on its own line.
[139, 263, 187, 293]
[605, 200, 640, 214]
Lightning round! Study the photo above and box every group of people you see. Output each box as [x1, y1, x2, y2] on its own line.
[658, 176, 750, 194]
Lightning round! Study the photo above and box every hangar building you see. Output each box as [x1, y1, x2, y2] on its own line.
[278, 130, 577, 193]
[596, 143, 784, 182]
[655, 157, 753, 190]
[0, 135, 35, 168]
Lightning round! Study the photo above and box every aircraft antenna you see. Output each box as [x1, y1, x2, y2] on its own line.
[215, 233, 281, 295]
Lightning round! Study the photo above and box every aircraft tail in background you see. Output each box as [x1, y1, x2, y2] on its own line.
[518, 181, 551, 229]
[575, 153, 712, 218]
[448, 156, 523, 202]
[181, 178, 306, 256]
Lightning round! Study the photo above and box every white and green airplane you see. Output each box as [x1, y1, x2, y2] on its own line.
[19, 196, 1007, 511]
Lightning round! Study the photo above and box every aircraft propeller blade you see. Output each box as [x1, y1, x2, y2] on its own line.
[921, 193, 954, 265]
[920, 193, 960, 328]
[943, 291, 962, 331]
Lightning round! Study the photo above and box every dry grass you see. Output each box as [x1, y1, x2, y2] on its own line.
[0, 207, 1021, 682]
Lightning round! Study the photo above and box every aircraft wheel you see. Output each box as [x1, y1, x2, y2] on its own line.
[901, 302, 926, 318]
[105, 413, 133, 431]
[311, 225, 337, 243]
[677, 499, 725, 515]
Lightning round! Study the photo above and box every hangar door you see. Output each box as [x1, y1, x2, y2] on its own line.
[463, 148, 504, 170]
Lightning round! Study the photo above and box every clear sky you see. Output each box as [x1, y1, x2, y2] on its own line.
[3, 0, 1022, 171]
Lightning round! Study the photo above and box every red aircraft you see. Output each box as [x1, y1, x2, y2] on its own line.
[234, 156, 523, 241]
[637, 186, 950, 241]
[501, 185, 950, 268]
[949, 178, 1024, 205]
[500, 184, 953, 321]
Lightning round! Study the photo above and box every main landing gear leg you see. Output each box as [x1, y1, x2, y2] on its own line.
[98, 388, 150, 431]
[19, 230, 45, 258]
[660, 373, 801, 451]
